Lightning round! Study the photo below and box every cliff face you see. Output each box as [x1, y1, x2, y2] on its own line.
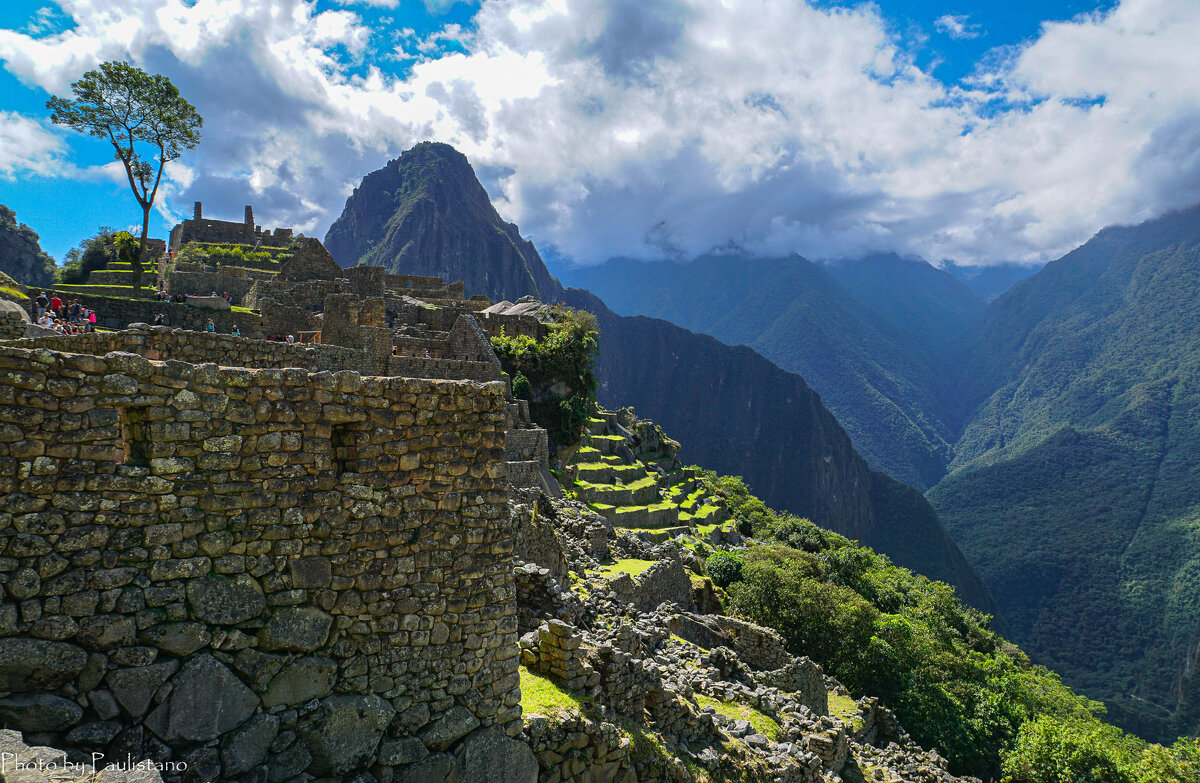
[324, 142, 564, 303]
[562, 287, 994, 612]
[0, 204, 55, 288]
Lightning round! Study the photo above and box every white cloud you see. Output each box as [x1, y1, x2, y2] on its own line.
[934, 14, 981, 40]
[0, 111, 65, 178]
[0, 0, 1197, 266]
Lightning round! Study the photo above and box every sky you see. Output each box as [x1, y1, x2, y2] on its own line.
[0, 0, 1196, 269]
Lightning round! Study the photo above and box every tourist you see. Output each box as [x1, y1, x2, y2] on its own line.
[232, 325, 241, 337]
[49, 293, 62, 314]
[86, 309, 97, 331]
[68, 301, 81, 323]
[36, 312, 53, 327]
[153, 313, 165, 326]
[34, 291, 48, 318]
[285, 334, 295, 344]
[205, 318, 215, 333]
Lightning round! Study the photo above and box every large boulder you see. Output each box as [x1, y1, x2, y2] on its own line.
[144, 654, 258, 743]
[0, 639, 87, 691]
[453, 727, 538, 783]
[222, 714, 280, 777]
[298, 694, 395, 775]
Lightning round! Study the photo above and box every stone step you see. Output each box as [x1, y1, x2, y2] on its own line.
[588, 434, 626, 455]
[612, 503, 679, 529]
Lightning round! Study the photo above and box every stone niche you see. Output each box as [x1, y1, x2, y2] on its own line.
[0, 342, 520, 781]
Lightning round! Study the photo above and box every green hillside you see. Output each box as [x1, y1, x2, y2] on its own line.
[931, 205, 1200, 741]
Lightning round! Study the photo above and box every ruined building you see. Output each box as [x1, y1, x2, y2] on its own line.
[168, 202, 294, 254]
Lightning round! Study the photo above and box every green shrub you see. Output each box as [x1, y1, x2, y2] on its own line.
[491, 306, 599, 446]
[511, 371, 531, 400]
[705, 551, 743, 587]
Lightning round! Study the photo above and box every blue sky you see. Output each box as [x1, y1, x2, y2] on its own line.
[0, 0, 1194, 269]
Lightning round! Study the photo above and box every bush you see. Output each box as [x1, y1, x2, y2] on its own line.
[60, 227, 117, 283]
[491, 306, 599, 447]
[705, 551, 743, 587]
[511, 372, 531, 400]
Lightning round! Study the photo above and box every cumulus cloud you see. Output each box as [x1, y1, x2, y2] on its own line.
[0, 111, 65, 178]
[0, 0, 1197, 266]
[934, 14, 981, 40]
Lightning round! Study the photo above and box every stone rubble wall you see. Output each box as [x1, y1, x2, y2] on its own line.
[0, 342, 521, 781]
[0, 311, 26, 340]
[711, 615, 793, 672]
[162, 271, 258, 304]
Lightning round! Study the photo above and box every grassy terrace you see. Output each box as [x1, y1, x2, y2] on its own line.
[695, 694, 782, 741]
[519, 665, 592, 717]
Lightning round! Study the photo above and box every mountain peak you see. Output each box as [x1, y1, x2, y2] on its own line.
[325, 142, 564, 303]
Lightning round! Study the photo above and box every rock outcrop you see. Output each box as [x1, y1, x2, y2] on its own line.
[0, 205, 55, 288]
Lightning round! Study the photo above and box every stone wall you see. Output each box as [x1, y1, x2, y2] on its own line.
[0, 311, 25, 340]
[0, 328, 505, 385]
[0, 341, 520, 781]
[26, 291, 265, 338]
[163, 271, 258, 304]
[168, 204, 292, 253]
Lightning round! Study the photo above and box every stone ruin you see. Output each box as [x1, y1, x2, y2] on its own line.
[0, 239, 558, 782]
[168, 203, 293, 255]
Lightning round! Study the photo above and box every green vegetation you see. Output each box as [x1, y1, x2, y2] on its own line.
[694, 694, 781, 741]
[592, 558, 655, 579]
[173, 241, 277, 268]
[931, 212, 1200, 740]
[519, 665, 591, 717]
[0, 285, 28, 301]
[702, 467, 1196, 780]
[704, 551, 742, 587]
[491, 305, 598, 445]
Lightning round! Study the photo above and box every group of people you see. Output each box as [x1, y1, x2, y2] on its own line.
[265, 333, 296, 343]
[33, 291, 98, 334]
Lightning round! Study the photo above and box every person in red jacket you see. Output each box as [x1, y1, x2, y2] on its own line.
[49, 294, 62, 313]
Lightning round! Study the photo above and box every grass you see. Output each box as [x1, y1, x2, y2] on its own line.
[592, 558, 656, 579]
[519, 665, 591, 717]
[695, 694, 782, 741]
[827, 690, 858, 719]
[0, 286, 28, 300]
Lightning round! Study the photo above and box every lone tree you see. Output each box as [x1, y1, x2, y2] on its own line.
[48, 60, 202, 291]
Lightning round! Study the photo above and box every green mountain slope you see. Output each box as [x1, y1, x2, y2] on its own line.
[324, 142, 564, 303]
[560, 254, 984, 488]
[930, 205, 1200, 740]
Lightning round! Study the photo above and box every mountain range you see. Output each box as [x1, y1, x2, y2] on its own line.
[324, 143, 993, 613]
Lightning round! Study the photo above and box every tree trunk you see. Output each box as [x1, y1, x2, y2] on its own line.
[133, 204, 150, 293]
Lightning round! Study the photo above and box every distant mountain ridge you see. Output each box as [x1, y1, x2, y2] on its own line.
[559, 253, 984, 489]
[325, 142, 563, 303]
[325, 142, 994, 612]
[930, 204, 1200, 740]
